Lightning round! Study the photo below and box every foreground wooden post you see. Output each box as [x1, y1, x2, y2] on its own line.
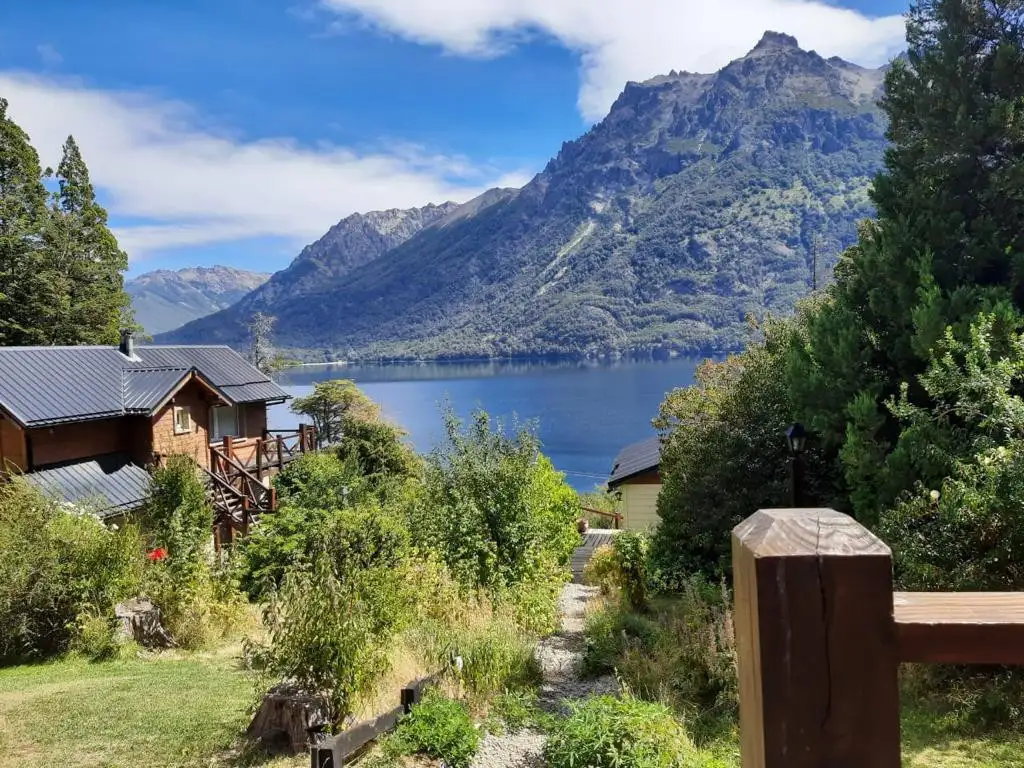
[732, 509, 900, 767]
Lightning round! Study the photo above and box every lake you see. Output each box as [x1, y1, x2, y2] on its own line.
[269, 357, 702, 491]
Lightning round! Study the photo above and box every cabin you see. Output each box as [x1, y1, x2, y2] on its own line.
[0, 332, 310, 536]
[607, 436, 662, 530]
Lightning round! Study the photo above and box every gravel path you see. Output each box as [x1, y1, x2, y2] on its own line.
[470, 582, 618, 768]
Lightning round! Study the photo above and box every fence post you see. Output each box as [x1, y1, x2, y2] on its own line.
[277, 435, 285, 471]
[732, 508, 900, 767]
[223, 435, 233, 462]
[256, 440, 264, 480]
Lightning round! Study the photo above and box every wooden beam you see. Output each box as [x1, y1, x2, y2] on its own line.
[895, 592, 1024, 664]
[732, 509, 901, 768]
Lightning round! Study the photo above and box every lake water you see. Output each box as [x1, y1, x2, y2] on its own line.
[269, 358, 702, 491]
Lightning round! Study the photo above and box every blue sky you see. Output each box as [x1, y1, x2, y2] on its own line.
[0, 0, 908, 277]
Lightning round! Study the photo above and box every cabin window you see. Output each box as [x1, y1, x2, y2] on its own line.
[173, 406, 192, 435]
[211, 405, 239, 441]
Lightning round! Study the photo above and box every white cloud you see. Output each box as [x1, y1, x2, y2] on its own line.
[0, 73, 532, 262]
[319, 0, 906, 120]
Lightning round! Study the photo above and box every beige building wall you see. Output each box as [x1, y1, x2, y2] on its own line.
[620, 482, 663, 530]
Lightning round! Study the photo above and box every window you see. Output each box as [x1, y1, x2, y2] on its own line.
[210, 405, 239, 441]
[173, 406, 192, 435]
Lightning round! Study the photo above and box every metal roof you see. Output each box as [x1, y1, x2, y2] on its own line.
[122, 368, 191, 412]
[23, 453, 152, 517]
[608, 436, 661, 487]
[0, 344, 290, 427]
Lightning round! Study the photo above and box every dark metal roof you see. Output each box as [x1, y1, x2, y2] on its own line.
[608, 436, 661, 487]
[122, 368, 191, 412]
[23, 453, 152, 517]
[0, 344, 290, 426]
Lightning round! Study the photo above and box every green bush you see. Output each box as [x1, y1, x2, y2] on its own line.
[387, 691, 480, 768]
[335, 417, 421, 484]
[409, 408, 579, 600]
[544, 695, 701, 768]
[0, 479, 144, 662]
[273, 450, 367, 511]
[582, 606, 659, 677]
[613, 531, 651, 611]
[145, 455, 248, 649]
[583, 543, 620, 595]
[71, 610, 125, 661]
[250, 505, 416, 727]
[488, 689, 553, 734]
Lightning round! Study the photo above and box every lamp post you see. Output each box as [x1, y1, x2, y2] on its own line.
[785, 422, 807, 507]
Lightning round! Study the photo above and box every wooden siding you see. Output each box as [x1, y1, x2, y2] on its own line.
[30, 417, 128, 468]
[620, 482, 662, 530]
[242, 403, 268, 438]
[0, 414, 27, 473]
[152, 379, 213, 469]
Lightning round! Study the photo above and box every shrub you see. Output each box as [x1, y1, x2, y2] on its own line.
[145, 455, 248, 649]
[409, 408, 579, 601]
[273, 450, 368, 510]
[251, 505, 416, 726]
[335, 417, 421, 483]
[583, 544, 620, 595]
[544, 695, 698, 768]
[613, 531, 650, 611]
[0, 479, 144, 662]
[72, 610, 126, 661]
[387, 692, 480, 768]
[580, 485, 623, 529]
[488, 690, 553, 733]
[582, 606, 659, 677]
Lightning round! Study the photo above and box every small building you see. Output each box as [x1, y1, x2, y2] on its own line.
[0, 332, 297, 525]
[607, 436, 662, 531]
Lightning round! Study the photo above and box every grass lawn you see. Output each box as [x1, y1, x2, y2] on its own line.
[901, 705, 1024, 767]
[0, 650, 306, 768]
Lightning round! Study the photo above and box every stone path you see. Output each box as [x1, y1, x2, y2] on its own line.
[470, 582, 618, 768]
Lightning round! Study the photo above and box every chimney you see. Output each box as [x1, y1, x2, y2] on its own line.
[119, 329, 136, 358]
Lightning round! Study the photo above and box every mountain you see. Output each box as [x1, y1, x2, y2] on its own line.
[164, 32, 889, 360]
[127, 266, 271, 335]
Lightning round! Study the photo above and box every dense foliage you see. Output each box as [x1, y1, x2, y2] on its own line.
[0, 101, 131, 346]
[409, 409, 579, 630]
[290, 378, 380, 447]
[544, 695, 714, 768]
[0, 480, 143, 661]
[386, 692, 481, 768]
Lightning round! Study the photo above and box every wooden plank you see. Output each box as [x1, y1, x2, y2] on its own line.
[895, 592, 1024, 664]
[732, 509, 901, 768]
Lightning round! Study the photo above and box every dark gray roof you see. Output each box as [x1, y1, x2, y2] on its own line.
[0, 344, 289, 427]
[122, 368, 190, 411]
[23, 453, 151, 517]
[608, 436, 661, 487]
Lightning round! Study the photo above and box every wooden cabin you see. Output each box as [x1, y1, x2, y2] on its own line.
[607, 436, 662, 530]
[0, 331, 300, 524]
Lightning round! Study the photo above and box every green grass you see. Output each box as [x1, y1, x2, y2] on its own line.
[901, 705, 1024, 767]
[0, 651, 306, 768]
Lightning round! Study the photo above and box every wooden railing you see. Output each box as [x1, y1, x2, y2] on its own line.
[732, 508, 1024, 767]
[209, 444, 276, 512]
[255, 425, 316, 476]
[581, 505, 623, 529]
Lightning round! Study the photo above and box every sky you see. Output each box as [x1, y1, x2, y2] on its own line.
[0, 0, 908, 278]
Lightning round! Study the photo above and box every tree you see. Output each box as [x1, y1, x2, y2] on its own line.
[290, 379, 380, 447]
[0, 98, 50, 346]
[789, 0, 1024, 524]
[248, 312, 278, 375]
[44, 135, 130, 345]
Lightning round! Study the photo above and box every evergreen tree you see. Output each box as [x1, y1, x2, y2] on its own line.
[0, 98, 51, 346]
[45, 135, 130, 345]
[790, 0, 1024, 523]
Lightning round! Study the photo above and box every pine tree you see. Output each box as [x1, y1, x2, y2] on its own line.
[45, 135, 130, 345]
[0, 98, 51, 346]
[791, 0, 1024, 523]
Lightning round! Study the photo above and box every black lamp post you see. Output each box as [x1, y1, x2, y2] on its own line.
[785, 422, 807, 507]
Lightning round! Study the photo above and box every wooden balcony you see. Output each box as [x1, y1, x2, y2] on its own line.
[209, 425, 316, 483]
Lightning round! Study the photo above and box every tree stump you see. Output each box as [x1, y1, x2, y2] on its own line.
[114, 598, 174, 648]
[247, 683, 332, 755]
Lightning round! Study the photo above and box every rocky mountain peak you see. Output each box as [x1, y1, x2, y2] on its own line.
[751, 31, 801, 52]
